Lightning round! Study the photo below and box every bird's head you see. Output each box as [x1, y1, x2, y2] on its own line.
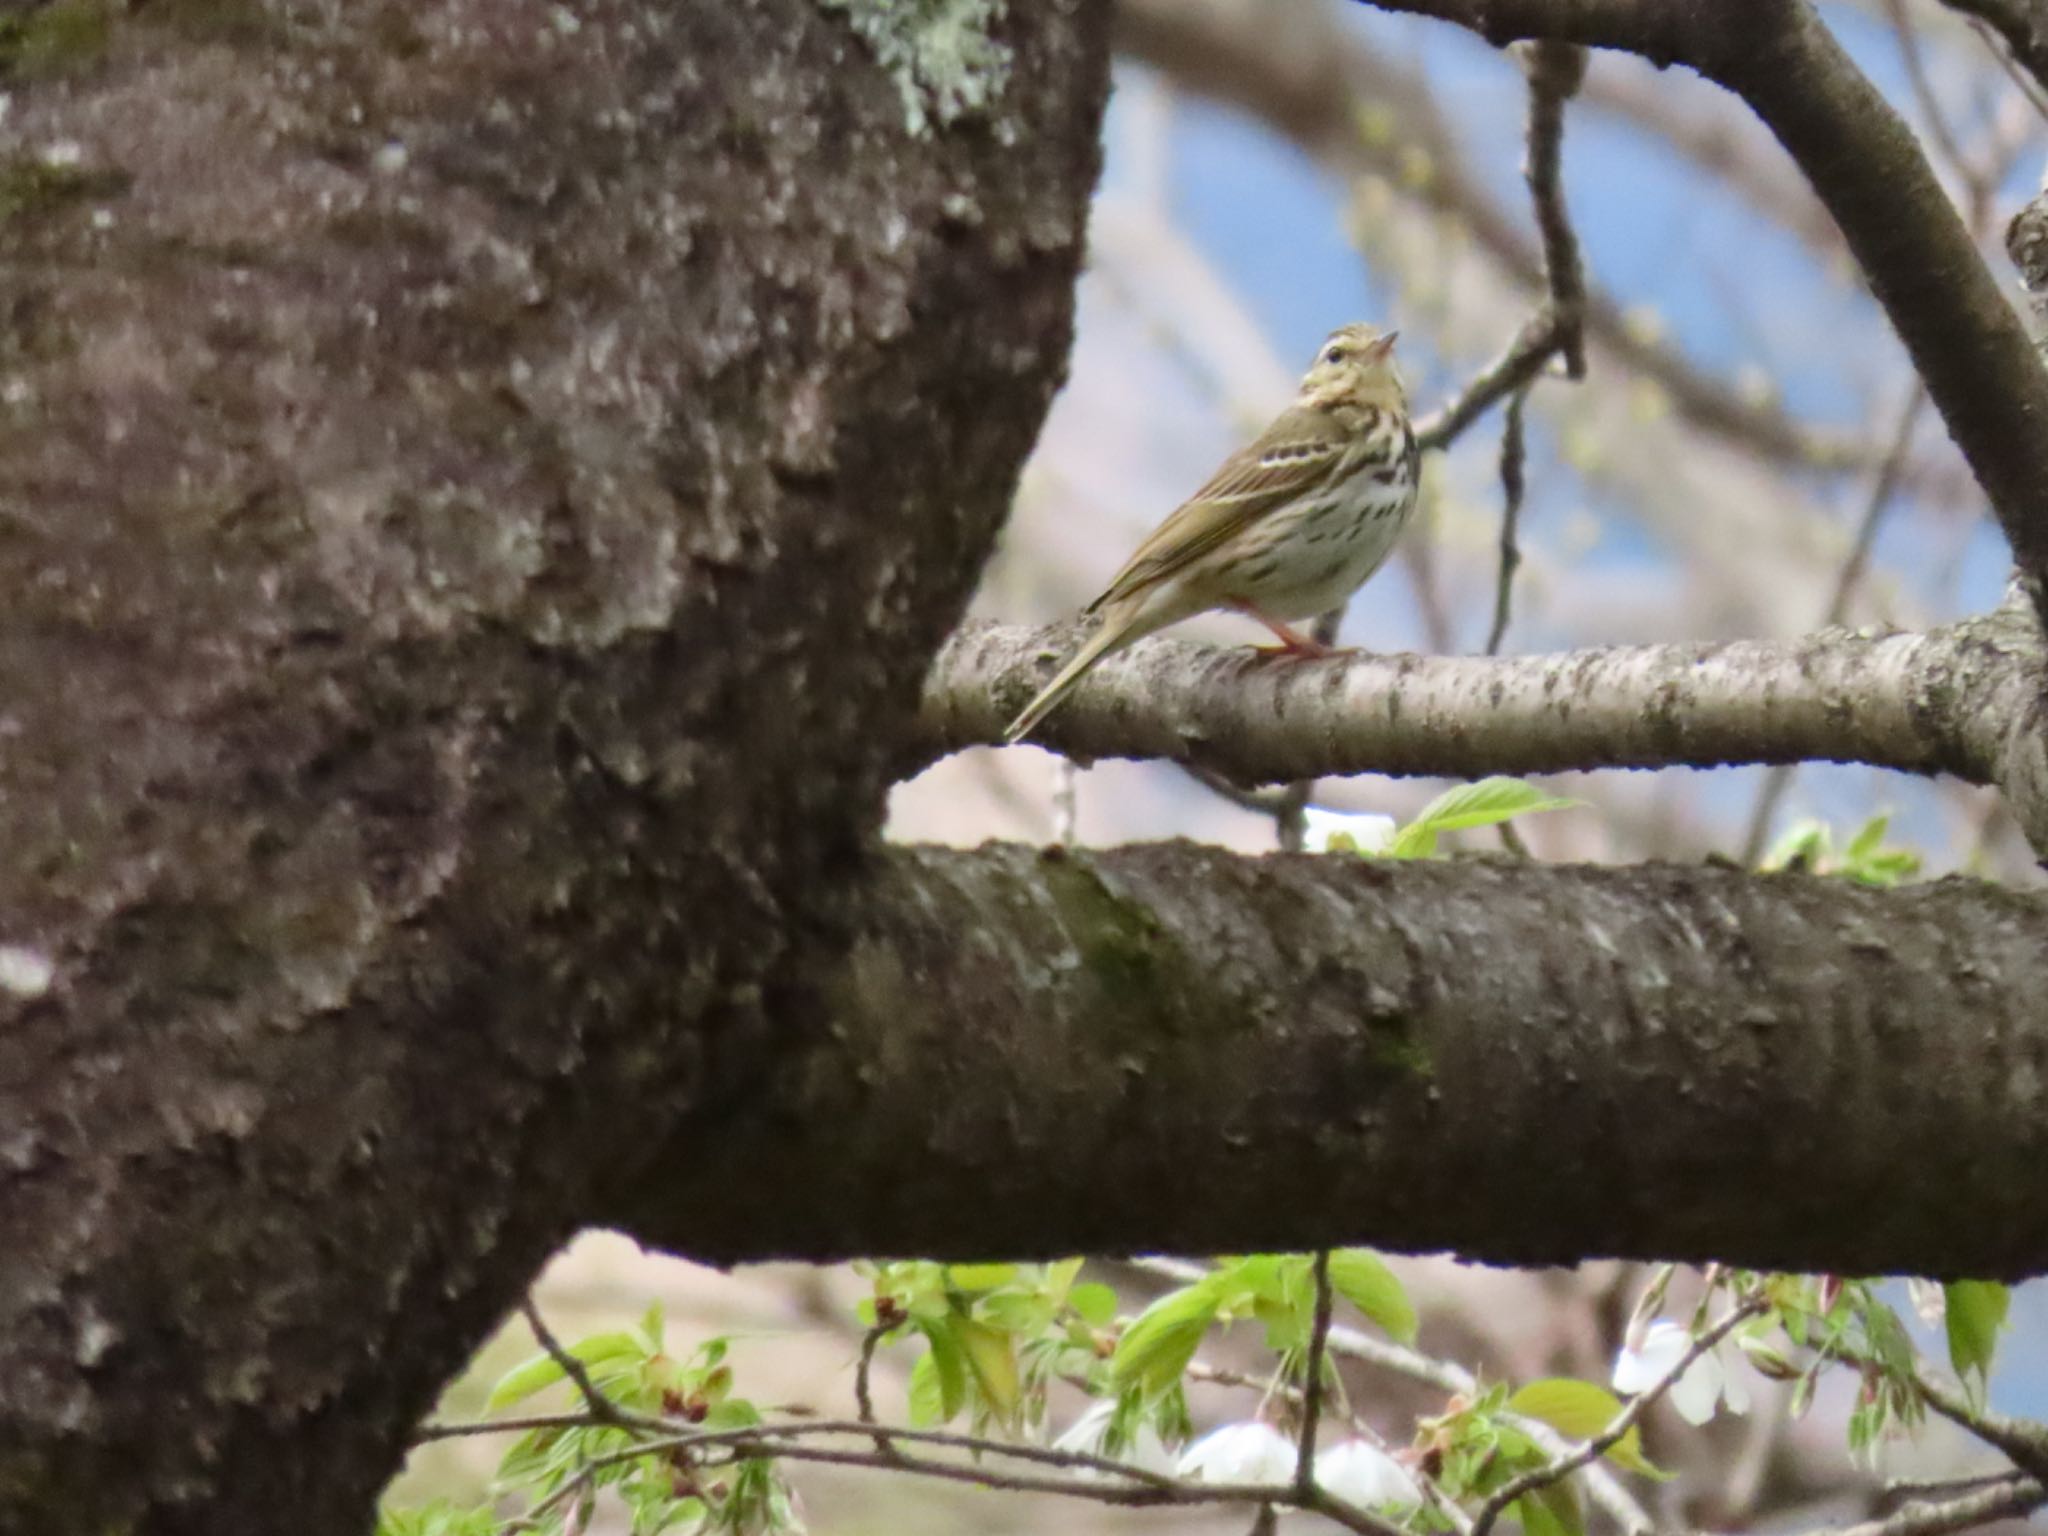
[1298, 323, 1405, 413]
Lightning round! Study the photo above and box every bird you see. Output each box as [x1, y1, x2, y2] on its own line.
[1003, 322, 1419, 744]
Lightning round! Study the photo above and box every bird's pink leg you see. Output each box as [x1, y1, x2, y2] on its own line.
[1233, 603, 1352, 659]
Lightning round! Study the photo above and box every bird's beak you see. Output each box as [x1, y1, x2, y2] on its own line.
[1368, 330, 1399, 359]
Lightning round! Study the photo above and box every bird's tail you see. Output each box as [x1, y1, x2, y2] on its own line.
[1003, 622, 1129, 744]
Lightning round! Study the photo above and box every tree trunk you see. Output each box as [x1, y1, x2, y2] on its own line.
[0, 2, 1110, 1529]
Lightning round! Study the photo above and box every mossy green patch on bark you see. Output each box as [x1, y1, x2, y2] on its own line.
[0, 157, 129, 228]
[1038, 852, 1178, 1028]
[0, 0, 113, 82]
[816, 0, 1012, 137]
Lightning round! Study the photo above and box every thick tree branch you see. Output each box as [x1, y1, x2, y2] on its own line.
[1351, 0, 2048, 602]
[917, 610, 2048, 850]
[622, 842, 2048, 1278]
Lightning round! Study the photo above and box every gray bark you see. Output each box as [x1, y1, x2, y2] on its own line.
[0, 2, 1109, 1530]
[630, 842, 2048, 1280]
[922, 606, 2048, 854]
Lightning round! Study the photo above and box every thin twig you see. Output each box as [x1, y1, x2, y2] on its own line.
[417, 1410, 640, 1443]
[1488, 387, 1536, 863]
[1831, 1473, 2046, 1536]
[1519, 41, 1589, 378]
[855, 1323, 891, 1424]
[1884, 1469, 2036, 1499]
[1134, 1259, 1654, 1534]
[1468, 1295, 1766, 1536]
[520, 1297, 628, 1428]
[1296, 1251, 1337, 1496]
[1914, 1369, 2048, 1478]
[1486, 388, 1533, 658]
[1413, 309, 1566, 453]
[1178, 763, 1293, 818]
[516, 1413, 1409, 1536]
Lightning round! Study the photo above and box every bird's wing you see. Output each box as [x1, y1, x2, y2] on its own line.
[1087, 405, 1356, 613]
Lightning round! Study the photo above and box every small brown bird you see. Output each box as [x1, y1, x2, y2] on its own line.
[1004, 323, 1419, 744]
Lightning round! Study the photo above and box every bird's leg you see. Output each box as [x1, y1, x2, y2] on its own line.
[1235, 604, 1353, 659]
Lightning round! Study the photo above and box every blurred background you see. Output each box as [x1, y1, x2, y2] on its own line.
[395, 1, 2048, 1528]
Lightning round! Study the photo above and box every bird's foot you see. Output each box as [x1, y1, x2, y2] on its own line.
[1252, 639, 1357, 660]
[1234, 605, 1352, 658]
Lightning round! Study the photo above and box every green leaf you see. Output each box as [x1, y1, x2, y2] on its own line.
[976, 1290, 1054, 1334]
[1516, 1478, 1583, 1536]
[1071, 1283, 1118, 1328]
[1328, 1249, 1417, 1344]
[1110, 1284, 1219, 1395]
[948, 1263, 1019, 1292]
[701, 1396, 762, 1432]
[1945, 1280, 2010, 1388]
[918, 1319, 970, 1424]
[1761, 819, 1830, 873]
[1247, 1254, 1315, 1350]
[1844, 814, 1890, 865]
[1391, 778, 1580, 858]
[1045, 1258, 1085, 1299]
[953, 1314, 1022, 1426]
[907, 1347, 945, 1427]
[1840, 814, 1921, 887]
[1255, 1294, 1310, 1353]
[1211, 1255, 1285, 1311]
[1508, 1379, 1666, 1479]
[374, 1501, 503, 1536]
[487, 1331, 643, 1411]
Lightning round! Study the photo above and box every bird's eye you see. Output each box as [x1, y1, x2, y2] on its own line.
[1321, 344, 1344, 365]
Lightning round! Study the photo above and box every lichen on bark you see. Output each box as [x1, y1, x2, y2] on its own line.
[817, 0, 1015, 135]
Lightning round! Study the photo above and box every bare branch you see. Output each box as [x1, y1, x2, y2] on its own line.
[520, 1298, 629, 1429]
[1915, 1370, 2048, 1478]
[1834, 1474, 2047, 1536]
[920, 611, 2048, 850]
[1137, 1259, 1653, 1533]
[513, 1413, 1407, 1536]
[1469, 1298, 1764, 1536]
[1520, 40, 1589, 377]
[1296, 1251, 1337, 1496]
[1486, 388, 1533, 657]
[1413, 310, 1569, 452]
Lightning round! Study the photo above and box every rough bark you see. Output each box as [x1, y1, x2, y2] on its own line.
[629, 842, 2048, 1280]
[0, 2, 1108, 1530]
